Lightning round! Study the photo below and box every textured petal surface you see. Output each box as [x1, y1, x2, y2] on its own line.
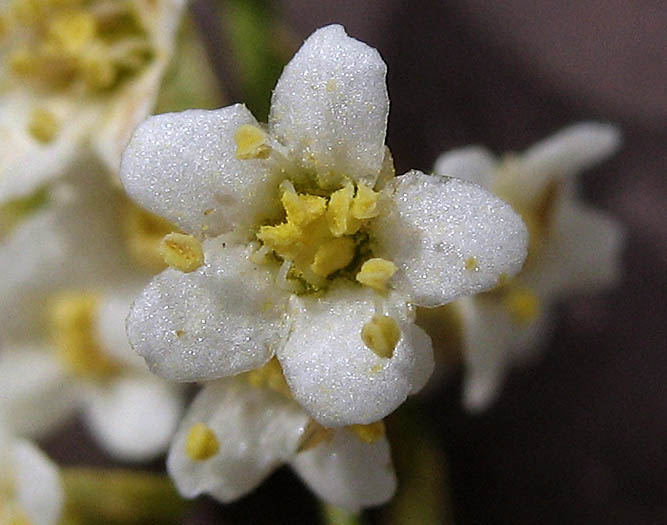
[433, 146, 496, 189]
[278, 284, 434, 427]
[120, 104, 281, 237]
[14, 439, 64, 525]
[127, 238, 288, 382]
[83, 376, 183, 461]
[372, 171, 528, 307]
[167, 378, 308, 502]
[0, 348, 78, 438]
[291, 429, 396, 512]
[269, 25, 388, 184]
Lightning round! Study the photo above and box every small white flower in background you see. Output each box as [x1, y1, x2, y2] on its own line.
[121, 24, 528, 428]
[431, 123, 624, 411]
[0, 167, 184, 461]
[168, 361, 396, 512]
[0, 426, 63, 525]
[0, 0, 186, 204]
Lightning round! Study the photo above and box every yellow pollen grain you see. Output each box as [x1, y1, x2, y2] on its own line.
[361, 315, 401, 359]
[356, 258, 397, 292]
[185, 423, 219, 461]
[311, 237, 355, 277]
[465, 256, 478, 271]
[503, 286, 541, 325]
[348, 421, 386, 444]
[282, 191, 326, 227]
[160, 232, 204, 273]
[27, 108, 59, 143]
[235, 124, 271, 160]
[350, 182, 380, 220]
[326, 183, 358, 236]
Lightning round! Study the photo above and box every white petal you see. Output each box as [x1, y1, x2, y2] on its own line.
[278, 284, 434, 427]
[127, 238, 288, 382]
[372, 171, 528, 307]
[534, 200, 624, 298]
[0, 93, 96, 203]
[269, 25, 388, 184]
[0, 348, 78, 438]
[83, 376, 183, 461]
[167, 378, 308, 502]
[291, 429, 396, 512]
[433, 146, 496, 190]
[120, 104, 282, 237]
[13, 439, 64, 525]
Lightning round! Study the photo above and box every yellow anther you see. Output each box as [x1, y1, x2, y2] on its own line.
[185, 423, 219, 461]
[47, 11, 96, 53]
[49, 292, 118, 380]
[465, 256, 478, 271]
[27, 108, 59, 143]
[348, 420, 386, 444]
[356, 258, 397, 292]
[503, 286, 541, 325]
[257, 222, 301, 250]
[246, 358, 292, 398]
[160, 233, 204, 273]
[9, 47, 35, 75]
[81, 51, 117, 90]
[122, 201, 177, 272]
[298, 420, 334, 452]
[235, 124, 271, 160]
[311, 237, 355, 278]
[361, 315, 401, 359]
[282, 191, 326, 227]
[350, 182, 380, 220]
[326, 182, 358, 236]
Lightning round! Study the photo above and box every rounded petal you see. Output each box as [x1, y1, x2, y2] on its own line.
[291, 429, 396, 512]
[13, 439, 64, 525]
[83, 376, 183, 461]
[120, 104, 281, 237]
[0, 348, 78, 438]
[372, 170, 528, 307]
[277, 284, 434, 427]
[433, 146, 496, 190]
[269, 25, 389, 184]
[127, 238, 288, 382]
[167, 378, 309, 502]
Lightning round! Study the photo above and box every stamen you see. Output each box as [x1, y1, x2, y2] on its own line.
[350, 182, 380, 220]
[356, 258, 397, 292]
[326, 182, 358, 236]
[185, 423, 219, 461]
[311, 237, 355, 278]
[160, 232, 204, 273]
[348, 420, 386, 444]
[122, 201, 176, 272]
[298, 420, 334, 452]
[503, 286, 540, 325]
[27, 107, 59, 143]
[361, 315, 401, 358]
[246, 358, 292, 398]
[234, 124, 271, 160]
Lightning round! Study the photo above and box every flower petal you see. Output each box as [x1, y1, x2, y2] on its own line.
[433, 146, 496, 189]
[269, 25, 389, 184]
[372, 170, 528, 307]
[290, 429, 396, 512]
[167, 378, 308, 502]
[82, 376, 183, 461]
[13, 439, 64, 525]
[127, 238, 288, 382]
[120, 104, 281, 237]
[0, 347, 78, 438]
[277, 284, 434, 427]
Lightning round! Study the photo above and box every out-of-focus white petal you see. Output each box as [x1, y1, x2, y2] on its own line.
[433, 146, 496, 189]
[372, 171, 528, 307]
[83, 376, 183, 461]
[13, 439, 64, 525]
[269, 25, 389, 185]
[167, 378, 308, 502]
[278, 284, 433, 427]
[120, 105, 282, 238]
[291, 429, 396, 512]
[127, 238, 288, 382]
[0, 348, 77, 438]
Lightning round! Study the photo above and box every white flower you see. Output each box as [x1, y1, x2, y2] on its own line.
[0, 0, 186, 204]
[0, 167, 183, 461]
[433, 123, 625, 411]
[0, 427, 63, 525]
[121, 24, 528, 427]
[167, 364, 396, 512]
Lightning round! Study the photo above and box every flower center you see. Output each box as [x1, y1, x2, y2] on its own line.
[48, 291, 120, 380]
[3, 0, 153, 96]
